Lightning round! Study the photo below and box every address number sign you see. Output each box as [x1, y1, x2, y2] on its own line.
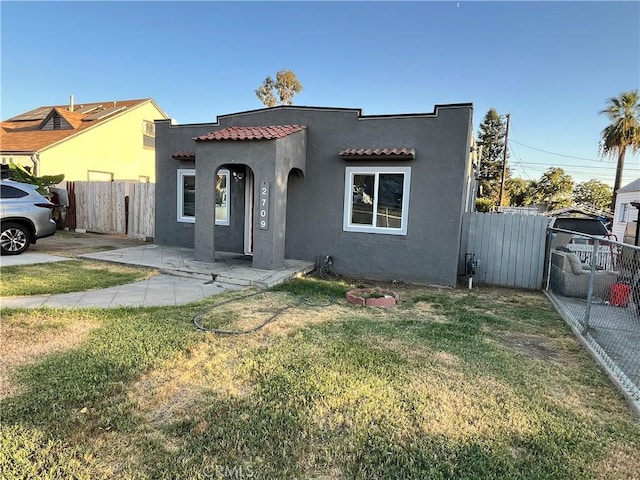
[259, 181, 269, 230]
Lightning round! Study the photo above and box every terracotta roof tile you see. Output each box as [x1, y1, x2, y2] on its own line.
[194, 125, 306, 142]
[339, 147, 415, 159]
[172, 151, 196, 160]
[0, 99, 154, 153]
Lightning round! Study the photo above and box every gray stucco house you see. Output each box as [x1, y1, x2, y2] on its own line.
[154, 104, 477, 286]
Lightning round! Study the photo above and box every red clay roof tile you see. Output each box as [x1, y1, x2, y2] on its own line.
[194, 125, 306, 142]
[172, 151, 196, 160]
[339, 147, 416, 159]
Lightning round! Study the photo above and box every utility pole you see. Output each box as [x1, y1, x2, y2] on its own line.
[498, 113, 510, 207]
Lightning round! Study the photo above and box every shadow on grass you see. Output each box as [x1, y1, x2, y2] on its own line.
[2, 288, 638, 479]
[144, 316, 619, 479]
[1, 306, 198, 436]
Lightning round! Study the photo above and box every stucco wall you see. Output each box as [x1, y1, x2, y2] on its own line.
[194, 138, 277, 263]
[39, 101, 165, 182]
[155, 105, 474, 286]
[154, 121, 245, 252]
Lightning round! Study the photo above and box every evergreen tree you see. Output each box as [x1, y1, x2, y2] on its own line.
[477, 109, 508, 207]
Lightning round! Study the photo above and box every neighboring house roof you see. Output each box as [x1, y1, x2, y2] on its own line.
[546, 205, 613, 221]
[617, 178, 640, 194]
[0, 98, 167, 153]
[339, 147, 415, 159]
[194, 125, 306, 142]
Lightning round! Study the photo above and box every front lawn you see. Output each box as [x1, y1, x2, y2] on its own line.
[1, 279, 638, 479]
[0, 260, 156, 296]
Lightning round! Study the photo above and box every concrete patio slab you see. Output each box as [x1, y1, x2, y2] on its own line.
[79, 244, 315, 289]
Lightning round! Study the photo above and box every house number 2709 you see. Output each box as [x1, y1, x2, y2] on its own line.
[258, 182, 269, 230]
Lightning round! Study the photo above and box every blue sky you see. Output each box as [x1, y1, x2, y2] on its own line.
[2, 1, 639, 187]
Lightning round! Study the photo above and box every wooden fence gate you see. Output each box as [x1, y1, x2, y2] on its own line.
[459, 212, 550, 289]
[69, 181, 155, 240]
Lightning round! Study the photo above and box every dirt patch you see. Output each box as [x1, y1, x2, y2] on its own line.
[0, 314, 98, 398]
[407, 301, 450, 323]
[129, 290, 462, 436]
[131, 337, 255, 428]
[30, 231, 148, 257]
[193, 291, 351, 336]
[492, 331, 564, 363]
[596, 443, 640, 480]
[130, 292, 349, 429]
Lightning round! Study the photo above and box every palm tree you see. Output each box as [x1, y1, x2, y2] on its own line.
[599, 89, 640, 210]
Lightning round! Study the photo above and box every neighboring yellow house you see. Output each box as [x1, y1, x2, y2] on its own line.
[0, 98, 169, 182]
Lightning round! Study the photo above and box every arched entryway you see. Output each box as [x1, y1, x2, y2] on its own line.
[193, 125, 307, 270]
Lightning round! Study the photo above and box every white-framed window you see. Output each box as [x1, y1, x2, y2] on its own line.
[343, 166, 411, 235]
[177, 168, 230, 225]
[177, 169, 196, 223]
[215, 169, 230, 226]
[143, 120, 155, 148]
[143, 120, 155, 137]
[618, 203, 629, 222]
[88, 170, 113, 181]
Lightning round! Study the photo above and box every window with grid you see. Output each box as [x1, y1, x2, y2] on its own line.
[343, 166, 411, 235]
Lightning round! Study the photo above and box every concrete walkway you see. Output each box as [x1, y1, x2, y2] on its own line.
[1, 252, 72, 267]
[1, 244, 314, 309]
[0, 274, 240, 309]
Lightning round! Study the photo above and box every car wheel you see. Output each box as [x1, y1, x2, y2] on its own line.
[0, 223, 31, 255]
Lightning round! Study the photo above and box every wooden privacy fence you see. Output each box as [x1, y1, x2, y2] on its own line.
[459, 212, 550, 289]
[127, 182, 155, 240]
[70, 181, 155, 240]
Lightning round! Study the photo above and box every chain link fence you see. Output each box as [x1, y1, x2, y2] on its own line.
[545, 227, 640, 407]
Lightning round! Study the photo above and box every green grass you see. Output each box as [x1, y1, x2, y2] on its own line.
[272, 275, 352, 298]
[0, 260, 155, 296]
[1, 282, 639, 479]
[1, 424, 107, 480]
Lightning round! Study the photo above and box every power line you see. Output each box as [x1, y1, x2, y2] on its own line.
[508, 142, 535, 181]
[510, 162, 624, 180]
[513, 163, 635, 176]
[520, 164, 618, 175]
[512, 159, 639, 171]
[507, 141, 639, 174]
[510, 139, 606, 162]
[510, 163, 536, 181]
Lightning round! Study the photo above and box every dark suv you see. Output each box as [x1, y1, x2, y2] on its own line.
[549, 217, 611, 238]
[548, 217, 614, 249]
[0, 180, 57, 255]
